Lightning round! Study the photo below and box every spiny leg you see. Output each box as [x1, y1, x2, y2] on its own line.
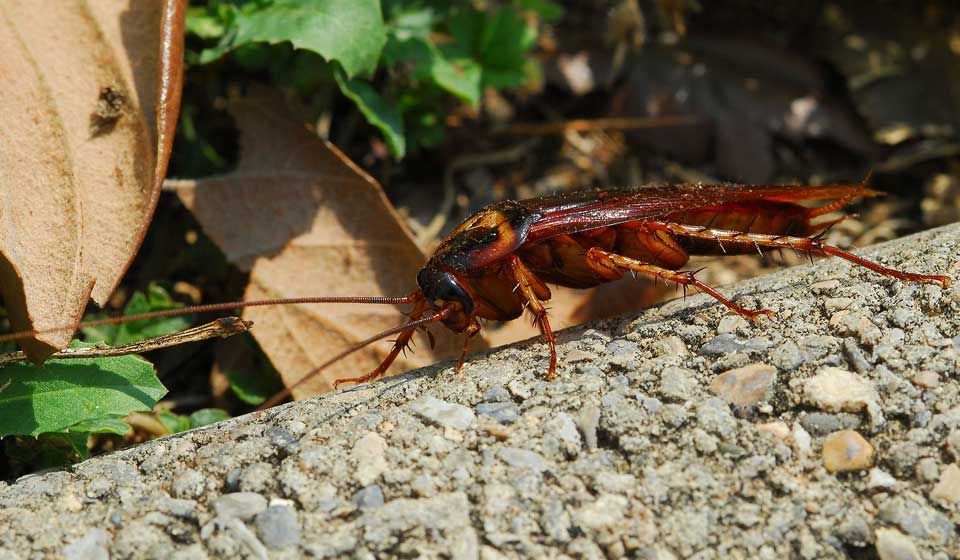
[509, 256, 558, 379]
[659, 223, 951, 287]
[455, 320, 481, 373]
[586, 247, 775, 320]
[333, 300, 428, 388]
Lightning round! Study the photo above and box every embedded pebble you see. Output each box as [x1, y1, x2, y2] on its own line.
[545, 412, 581, 451]
[709, 363, 776, 407]
[822, 430, 875, 473]
[213, 492, 268, 521]
[410, 396, 475, 430]
[843, 338, 873, 373]
[578, 404, 600, 451]
[947, 430, 960, 462]
[803, 367, 881, 423]
[63, 528, 109, 560]
[792, 423, 812, 456]
[171, 468, 206, 500]
[877, 496, 953, 544]
[757, 421, 790, 440]
[770, 340, 804, 371]
[695, 398, 738, 439]
[717, 315, 748, 334]
[659, 366, 698, 400]
[799, 412, 860, 437]
[653, 335, 688, 357]
[875, 528, 921, 560]
[156, 497, 198, 519]
[573, 494, 627, 532]
[476, 402, 519, 425]
[265, 426, 299, 454]
[829, 310, 883, 346]
[351, 432, 389, 486]
[911, 371, 940, 388]
[915, 457, 939, 482]
[482, 385, 512, 403]
[867, 468, 898, 490]
[498, 447, 547, 472]
[254, 503, 301, 549]
[700, 334, 770, 356]
[238, 462, 276, 493]
[930, 463, 960, 503]
[352, 485, 385, 510]
[835, 515, 871, 547]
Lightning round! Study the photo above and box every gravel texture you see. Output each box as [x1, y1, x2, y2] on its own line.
[2, 223, 960, 559]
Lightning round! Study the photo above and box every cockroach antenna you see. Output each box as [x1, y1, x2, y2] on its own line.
[257, 307, 452, 410]
[0, 294, 420, 345]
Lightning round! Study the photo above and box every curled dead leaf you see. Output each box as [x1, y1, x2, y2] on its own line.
[0, 1, 184, 361]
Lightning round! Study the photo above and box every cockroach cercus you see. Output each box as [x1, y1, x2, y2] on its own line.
[1, 179, 950, 408]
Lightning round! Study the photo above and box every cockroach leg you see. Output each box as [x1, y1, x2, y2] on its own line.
[663, 224, 951, 287]
[509, 256, 558, 379]
[586, 247, 775, 320]
[455, 320, 482, 373]
[333, 301, 430, 388]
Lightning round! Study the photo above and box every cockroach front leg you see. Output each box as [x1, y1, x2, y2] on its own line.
[586, 248, 776, 320]
[661, 224, 951, 287]
[455, 319, 482, 373]
[508, 256, 558, 379]
[333, 300, 429, 388]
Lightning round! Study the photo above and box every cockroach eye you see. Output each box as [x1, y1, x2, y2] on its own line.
[417, 268, 474, 316]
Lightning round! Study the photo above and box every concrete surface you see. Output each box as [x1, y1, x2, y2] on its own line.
[1, 223, 959, 559]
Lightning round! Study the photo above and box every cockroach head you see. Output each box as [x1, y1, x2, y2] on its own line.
[417, 267, 474, 326]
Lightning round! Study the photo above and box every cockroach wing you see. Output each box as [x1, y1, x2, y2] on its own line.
[522, 183, 876, 243]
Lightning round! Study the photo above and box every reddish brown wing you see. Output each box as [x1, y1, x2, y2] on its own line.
[522, 184, 876, 244]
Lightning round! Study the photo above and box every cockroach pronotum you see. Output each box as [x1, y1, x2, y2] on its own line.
[0, 179, 950, 409]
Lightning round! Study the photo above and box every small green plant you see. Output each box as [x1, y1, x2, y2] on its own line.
[158, 407, 231, 434]
[0, 285, 195, 465]
[185, 0, 561, 157]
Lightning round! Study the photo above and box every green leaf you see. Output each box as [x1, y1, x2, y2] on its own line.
[59, 431, 92, 460]
[445, 6, 537, 89]
[384, 2, 437, 39]
[66, 416, 131, 436]
[334, 69, 406, 157]
[0, 352, 167, 437]
[477, 8, 537, 88]
[384, 35, 481, 105]
[189, 408, 230, 428]
[186, 6, 228, 39]
[199, 0, 387, 78]
[226, 367, 283, 407]
[158, 410, 191, 435]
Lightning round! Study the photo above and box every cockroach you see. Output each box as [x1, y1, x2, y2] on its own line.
[0, 179, 950, 409]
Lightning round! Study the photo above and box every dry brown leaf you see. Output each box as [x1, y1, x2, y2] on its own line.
[0, 1, 182, 361]
[173, 88, 459, 398]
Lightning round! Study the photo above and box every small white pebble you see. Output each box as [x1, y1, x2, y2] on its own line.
[867, 468, 898, 490]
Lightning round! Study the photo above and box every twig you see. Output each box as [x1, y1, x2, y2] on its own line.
[0, 317, 253, 366]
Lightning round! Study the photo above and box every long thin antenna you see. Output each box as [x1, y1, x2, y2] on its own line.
[0, 294, 419, 344]
[257, 307, 452, 411]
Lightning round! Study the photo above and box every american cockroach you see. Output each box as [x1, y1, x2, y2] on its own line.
[0, 179, 950, 409]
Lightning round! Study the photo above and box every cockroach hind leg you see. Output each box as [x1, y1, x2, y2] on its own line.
[589, 248, 776, 322]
